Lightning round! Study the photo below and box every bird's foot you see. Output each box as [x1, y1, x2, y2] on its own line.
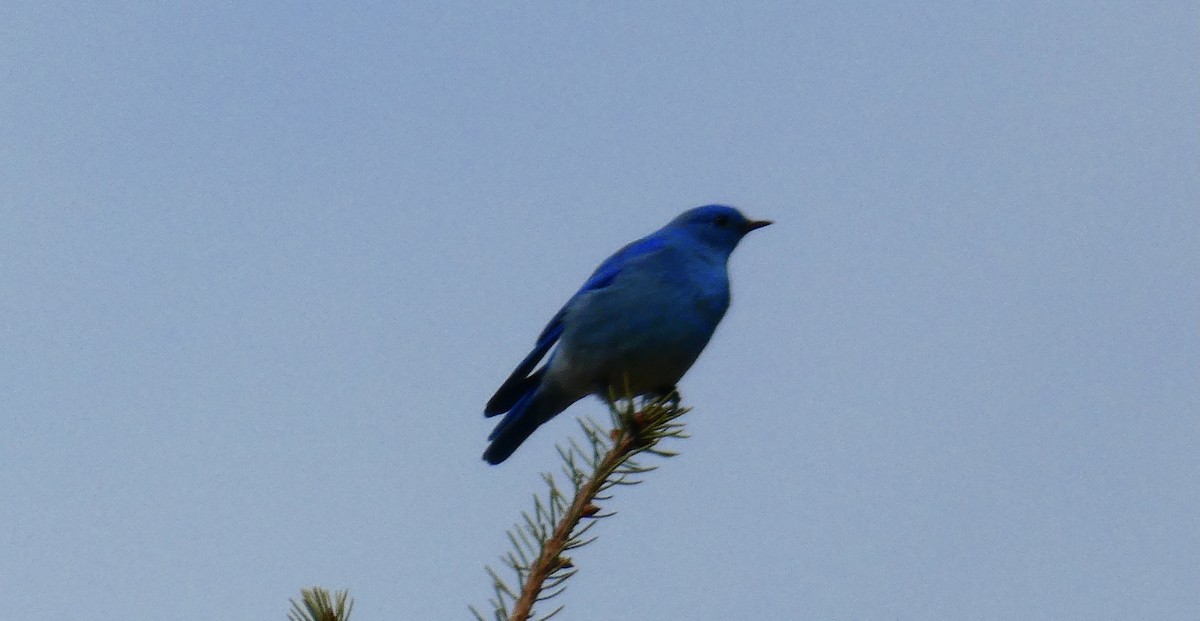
[643, 385, 680, 408]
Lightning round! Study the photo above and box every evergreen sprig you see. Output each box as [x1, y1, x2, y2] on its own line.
[471, 392, 690, 621]
[288, 587, 353, 621]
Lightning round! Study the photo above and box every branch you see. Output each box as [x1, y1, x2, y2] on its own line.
[288, 587, 353, 621]
[472, 393, 690, 621]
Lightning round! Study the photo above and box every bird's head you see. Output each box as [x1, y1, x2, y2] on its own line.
[669, 204, 772, 253]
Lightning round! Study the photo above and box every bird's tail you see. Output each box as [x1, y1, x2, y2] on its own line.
[483, 387, 572, 465]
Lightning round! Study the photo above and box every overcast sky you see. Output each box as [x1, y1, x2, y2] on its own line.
[2, 3, 1197, 620]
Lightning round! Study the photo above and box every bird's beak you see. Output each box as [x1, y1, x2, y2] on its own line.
[743, 219, 773, 233]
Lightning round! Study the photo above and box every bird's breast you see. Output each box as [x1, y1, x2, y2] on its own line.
[552, 261, 730, 395]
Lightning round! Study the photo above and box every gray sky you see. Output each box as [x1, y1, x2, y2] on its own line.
[2, 3, 1197, 620]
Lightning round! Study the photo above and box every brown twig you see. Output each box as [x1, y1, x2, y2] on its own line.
[508, 426, 641, 621]
[470, 395, 687, 621]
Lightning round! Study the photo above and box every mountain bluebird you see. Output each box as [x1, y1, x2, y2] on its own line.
[483, 204, 771, 464]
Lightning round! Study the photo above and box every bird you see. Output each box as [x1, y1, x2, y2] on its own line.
[483, 204, 771, 465]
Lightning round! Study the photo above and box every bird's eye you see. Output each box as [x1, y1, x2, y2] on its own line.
[713, 215, 729, 227]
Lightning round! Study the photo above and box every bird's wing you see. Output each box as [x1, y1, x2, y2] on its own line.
[484, 235, 668, 416]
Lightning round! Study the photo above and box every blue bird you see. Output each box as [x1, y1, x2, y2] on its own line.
[483, 205, 771, 465]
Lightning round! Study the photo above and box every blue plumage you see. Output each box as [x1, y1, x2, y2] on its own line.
[483, 205, 771, 464]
